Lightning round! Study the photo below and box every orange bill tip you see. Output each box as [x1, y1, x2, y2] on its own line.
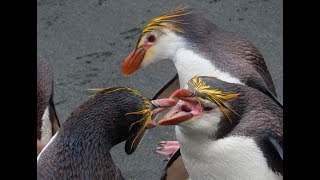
[122, 47, 146, 76]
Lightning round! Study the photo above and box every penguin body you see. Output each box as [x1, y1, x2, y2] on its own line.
[174, 12, 277, 96]
[158, 76, 283, 179]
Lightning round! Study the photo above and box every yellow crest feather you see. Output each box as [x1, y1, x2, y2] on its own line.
[140, 6, 190, 37]
[188, 76, 240, 123]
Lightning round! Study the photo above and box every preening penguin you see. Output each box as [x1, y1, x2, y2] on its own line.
[37, 57, 60, 155]
[37, 87, 176, 179]
[158, 76, 283, 180]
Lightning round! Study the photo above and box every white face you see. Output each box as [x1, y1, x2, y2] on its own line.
[179, 99, 224, 138]
[138, 26, 185, 68]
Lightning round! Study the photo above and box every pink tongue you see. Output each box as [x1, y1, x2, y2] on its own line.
[178, 100, 203, 116]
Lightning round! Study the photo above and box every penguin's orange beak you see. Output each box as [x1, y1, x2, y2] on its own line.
[170, 89, 199, 104]
[158, 89, 203, 126]
[122, 46, 146, 76]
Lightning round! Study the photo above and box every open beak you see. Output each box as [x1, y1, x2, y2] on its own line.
[122, 46, 146, 76]
[145, 98, 178, 129]
[124, 98, 176, 155]
[158, 89, 203, 126]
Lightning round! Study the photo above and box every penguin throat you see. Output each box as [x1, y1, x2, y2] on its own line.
[172, 48, 243, 87]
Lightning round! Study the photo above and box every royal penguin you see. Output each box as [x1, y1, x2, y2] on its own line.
[158, 76, 282, 180]
[37, 87, 176, 179]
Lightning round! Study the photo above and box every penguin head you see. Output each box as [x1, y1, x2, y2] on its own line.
[121, 6, 193, 76]
[87, 87, 176, 154]
[158, 76, 242, 137]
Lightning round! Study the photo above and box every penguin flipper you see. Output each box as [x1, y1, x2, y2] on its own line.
[265, 88, 283, 108]
[264, 130, 283, 160]
[161, 149, 189, 180]
[153, 75, 189, 179]
[152, 74, 179, 100]
[49, 94, 60, 135]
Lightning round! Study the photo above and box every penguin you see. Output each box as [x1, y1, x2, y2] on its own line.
[122, 6, 281, 106]
[157, 76, 283, 180]
[121, 6, 282, 177]
[37, 87, 176, 179]
[37, 57, 60, 155]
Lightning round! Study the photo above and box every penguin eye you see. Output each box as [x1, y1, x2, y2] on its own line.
[147, 35, 156, 43]
[203, 106, 214, 111]
[201, 99, 215, 112]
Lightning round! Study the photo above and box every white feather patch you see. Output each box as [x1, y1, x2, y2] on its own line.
[177, 132, 282, 180]
[40, 106, 52, 145]
[173, 48, 243, 87]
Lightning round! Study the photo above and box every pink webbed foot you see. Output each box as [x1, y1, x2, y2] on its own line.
[155, 141, 180, 161]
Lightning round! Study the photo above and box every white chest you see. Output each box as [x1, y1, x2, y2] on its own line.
[173, 48, 243, 87]
[175, 132, 282, 180]
[40, 106, 52, 145]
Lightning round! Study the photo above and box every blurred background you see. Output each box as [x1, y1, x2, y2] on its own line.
[37, 0, 282, 179]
